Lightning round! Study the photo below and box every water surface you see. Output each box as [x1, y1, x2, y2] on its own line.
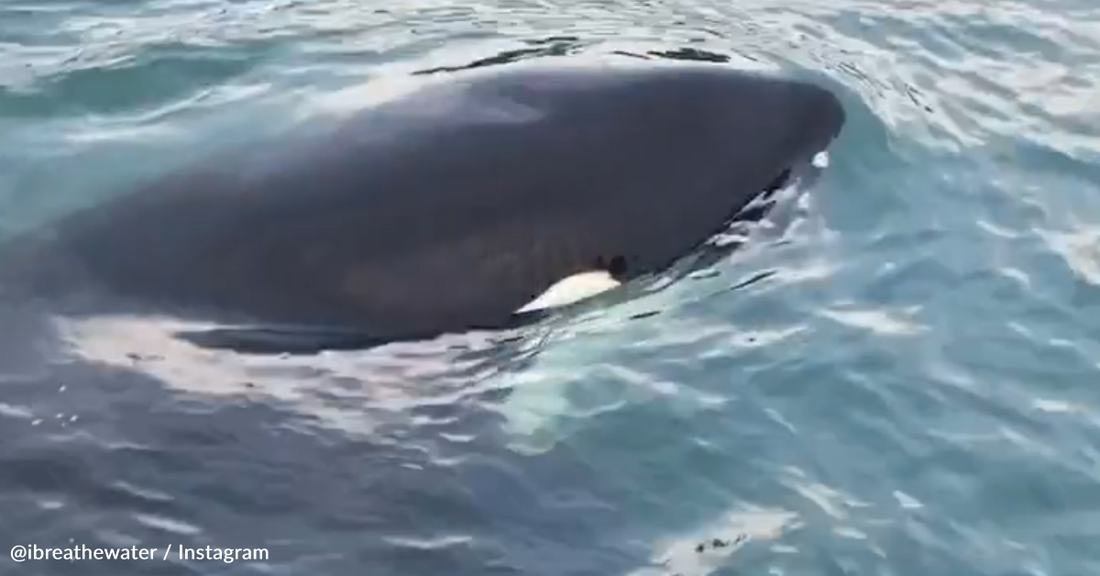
[2, 0, 1099, 575]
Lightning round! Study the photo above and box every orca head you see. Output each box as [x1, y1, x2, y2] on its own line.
[576, 64, 848, 283]
[648, 66, 847, 280]
[689, 66, 846, 204]
[481, 64, 849, 316]
[716, 71, 846, 220]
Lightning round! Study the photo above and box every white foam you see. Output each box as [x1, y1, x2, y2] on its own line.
[52, 314, 502, 438]
[627, 508, 801, 576]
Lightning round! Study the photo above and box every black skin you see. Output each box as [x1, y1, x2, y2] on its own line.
[0, 62, 845, 355]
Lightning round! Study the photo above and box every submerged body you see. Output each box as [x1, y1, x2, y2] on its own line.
[0, 61, 846, 351]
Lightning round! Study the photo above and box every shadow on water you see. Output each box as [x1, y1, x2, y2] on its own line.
[643, 48, 731, 63]
[412, 37, 734, 76]
[413, 36, 587, 75]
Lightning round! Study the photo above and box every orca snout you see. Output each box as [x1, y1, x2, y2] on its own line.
[711, 72, 847, 178]
[795, 82, 846, 157]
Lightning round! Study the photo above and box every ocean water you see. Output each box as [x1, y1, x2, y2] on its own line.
[2, 0, 1099, 575]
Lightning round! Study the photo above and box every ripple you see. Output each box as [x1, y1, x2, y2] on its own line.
[132, 512, 202, 536]
[817, 304, 925, 336]
[2, 0, 1100, 575]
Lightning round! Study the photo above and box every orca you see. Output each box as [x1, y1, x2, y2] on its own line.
[0, 60, 846, 354]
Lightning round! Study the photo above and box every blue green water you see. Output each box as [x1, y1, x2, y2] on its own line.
[2, 1, 1099, 575]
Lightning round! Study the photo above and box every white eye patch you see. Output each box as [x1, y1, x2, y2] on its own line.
[515, 270, 622, 313]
